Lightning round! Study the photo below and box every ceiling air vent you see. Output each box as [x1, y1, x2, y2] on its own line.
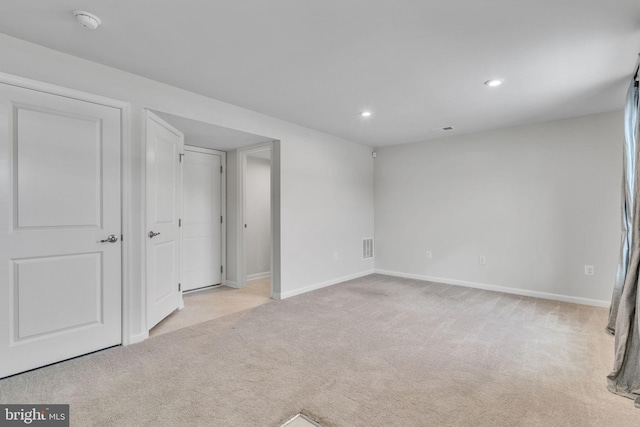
[430, 126, 454, 133]
[362, 238, 374, 260]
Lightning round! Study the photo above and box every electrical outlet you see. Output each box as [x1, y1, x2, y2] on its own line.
[478, 255, 486, 265]
[426, 251, 432, 259]
[333, 252, 339, 261]
[584, 265, 594, 276]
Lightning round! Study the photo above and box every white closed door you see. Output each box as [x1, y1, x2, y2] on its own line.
[182, 148, 223, 291]
[146, 112, 183, 329]
[0, 83, 122, 378]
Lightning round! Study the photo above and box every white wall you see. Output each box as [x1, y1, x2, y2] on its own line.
[0, 34, 374, 341]
[246, 157, 271, 278]
[375, 111, 623, 305]
[281, 136, 375, 298]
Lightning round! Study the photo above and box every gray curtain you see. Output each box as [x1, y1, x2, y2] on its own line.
[607, 63, 640, 407]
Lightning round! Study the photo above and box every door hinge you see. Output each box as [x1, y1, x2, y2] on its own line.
[121, 234, 124, 242]
[179, 153, 184, 162]
[178, 283, 181, 291]
[179, 218, 182, 227]
[221, 266, 223, 273]
[220, 165, 223, 174]
[220, 216, 223, 224]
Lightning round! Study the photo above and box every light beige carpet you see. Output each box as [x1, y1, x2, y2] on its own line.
[0, 274, 637, 426]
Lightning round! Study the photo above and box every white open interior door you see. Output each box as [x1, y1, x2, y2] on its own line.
[146, 112, 183, 330]
[0, 83, 122, 378]
[182, 147, 224, 291]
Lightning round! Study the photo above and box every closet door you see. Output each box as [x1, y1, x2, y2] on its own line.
[182, 148, 223, 291]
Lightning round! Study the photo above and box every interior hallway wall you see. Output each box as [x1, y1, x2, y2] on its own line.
[375, 111, 623, 305]
[246, 156, 271, 278]
[225, 150, 239, 285]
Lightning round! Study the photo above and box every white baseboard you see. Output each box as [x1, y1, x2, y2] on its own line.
[127, 331, 149, 345]
[225, 280, 239, 289]
[277, 269, 375, 300]
[374, 269, 610, 308]
[247, 272, 271, 281]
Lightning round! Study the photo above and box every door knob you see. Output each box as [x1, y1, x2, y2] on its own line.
[100, 234, 118, 243]
[148, 231, 161, 238]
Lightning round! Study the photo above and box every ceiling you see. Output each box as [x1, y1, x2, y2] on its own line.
[154, 111, 272, 152]
[248, 149, 272, 161]
[0, 1, 638, 147]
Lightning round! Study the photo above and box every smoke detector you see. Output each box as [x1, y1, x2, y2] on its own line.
[73, 10, 102, 30]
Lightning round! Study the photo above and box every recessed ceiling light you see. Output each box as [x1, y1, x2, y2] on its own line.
[73, 10, 102, 30]
[360, 111, 372, 117]
[484, 79, 503, 87]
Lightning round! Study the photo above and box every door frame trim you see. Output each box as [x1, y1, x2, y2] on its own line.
[183, 145, 227, 289]
[0, 71, 133, 345]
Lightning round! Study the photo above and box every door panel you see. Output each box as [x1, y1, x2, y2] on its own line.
[15, 108, 101, 228]
[0, 83, 122, 378]
[146, 113, 183, 329]
[183, 149, 222, 291]
[153, 241, 177, 301]
[14, 253, 102, 339]
[154, 137, 178, 224]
